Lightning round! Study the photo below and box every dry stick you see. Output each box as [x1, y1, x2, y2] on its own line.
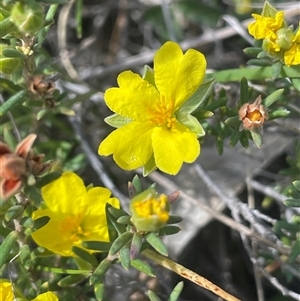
[147, 171, 291, 256]
[80, 5, 299, 81]
[142, 249, 242, 301]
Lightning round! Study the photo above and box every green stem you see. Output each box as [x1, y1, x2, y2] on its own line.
[205, 66, 300, 83]
[141, 249, 241, 301]
[36, 4, 59, 48]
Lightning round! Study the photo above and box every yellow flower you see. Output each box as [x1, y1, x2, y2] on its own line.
[284, 28, 300, 66]
[0, 280, 58, 301]
[0, 280, 14, 301]
[130, 187, 170, 232]
[98, 41, 207, 175]
[31, 172, 120, 256]
[248, 11, 284, 41]
[31, 291, 59, 301]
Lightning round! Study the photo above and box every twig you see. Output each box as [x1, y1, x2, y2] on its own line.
[80, 5, 299, 81]
[67, 115, 129, 208]
[142, 249, 242, 301]
[146, 170, 291, 256]
[57, 0, 79, 80]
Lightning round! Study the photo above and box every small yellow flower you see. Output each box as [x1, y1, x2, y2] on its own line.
[239, 96, 268, 130]
[0, 279, 58, 301]
[31, 172, 120, 256]
[284, 28, 300, 66]
[98, 41, 207, 175]
[248, 11, 284, 41]
[130, 187, 170, 232]
[0, 280, 14, 301]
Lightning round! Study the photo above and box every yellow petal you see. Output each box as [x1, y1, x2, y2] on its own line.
[99, 121, 154, 170]
[31, 292, 59, 301]
[152, 123, 200, 175]
[41, 172, 86, 215]
[104, 70, 160, 121]
[153, 41, 206, 110]
[0, 280, 14, 301]
[81, 187, 120, 241]
[31, 208, 74, 256]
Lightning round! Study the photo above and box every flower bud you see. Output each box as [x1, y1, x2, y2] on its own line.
[275, 27, 294, 51]
[10, 1, 45, 35]
[239, 95, 268, 130]
[130, 187, 170, 232]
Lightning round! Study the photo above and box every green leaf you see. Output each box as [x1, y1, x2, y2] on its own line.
[250, 128, 262, 148]
[225, 116, 239, 126]
[289, 240, 300, 263]
[0, 230, 18, 269]
[35, 171, 62, 189]
[75, 0, 82, 38]
[291, 78, 300, 92]
[58, 274, 86, 287]
[37, 266, 91, 274]
[130, 233, 143, 259]
[2, 48, 27, 59]
[143, 65, 155, 87]
[132, 175, 143, 195]
[148, 290, 162, 301]
[143, 154, 157, 177]
[94, 281, 105, 301]
[0, 90, 28, 116]
[106, 204, 126, 238]
[82, 241, 111, 252]
[4, 205, 24, 222]
[268, 109, 290, 120]
[293, 180, 300, 192]
[239, 131, 249, 148]
[243, 47, 263, 57]
[145, 233, 168, 256]
[119, 245, 131, 270]
[284, 198, 300, 207]
[229, 125, 241, 147]
[90, 259, 112, 285]
[240, 77, 248, 105]
[176, 113, 205, 137]
[158, 225, 181, 236]
[19, 244, 31, 270]
[0, 17, 17, 38]
[271, 61, 283, 79]
[178, 78, 215, 114]
[204, 98, 227, 111]
[108, 206, 130, 219]
[72, 246, 98, 268]
[191, 109, 213, 120]
[263, 89, 284, 108]
[109, 232, 134, 255]
[247, 59, 272, 67]
[117, 215, 132, 225]
[104, 114, 131, 128]
[166, 215, 183, 224]
[131, 259, 156, 277]
[33, 216, 50, 230]
[168, 281, 184, 301]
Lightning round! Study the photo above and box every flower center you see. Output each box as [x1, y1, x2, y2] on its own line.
[150, 95, 176, 129]
[133, 194, 169, 223]
[247, 110, 262, 122]
[61, 215, 91, 242]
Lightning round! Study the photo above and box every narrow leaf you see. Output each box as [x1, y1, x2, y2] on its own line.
[158, 226, 181, 236]
[109, 232, 133, 255]
[108, 206, 130, 219]
[131, 259, 156, 277]
[5, 205, 24, 222]
[0, 230, 18, 268]
[145, 233, 168, 256]
[90, 259, 112, 285]
[58, 274, 86, 287]
[130, 233, 143, 259]
[94, 281, 105, 301]
[263, 89, 284, 108]
[132, 175, 143, 195]
[119, 245, 131, 270]
[250, 128, 262, 148]
[293, 180, 300, 192]
[289, 240, 300, 263]
[0, 90, 28, 116]
[33, 216, 50, 230]
[284, 198, 300, 208]
[168, 281, 184, 301]
[148, 290, 162, 301]
[166, 215, 183, 224]
[72, 246, 98, 268]
[117, 215, 132, 225]
[82, 241, 111, 252]
[239, 77, 248, 105]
